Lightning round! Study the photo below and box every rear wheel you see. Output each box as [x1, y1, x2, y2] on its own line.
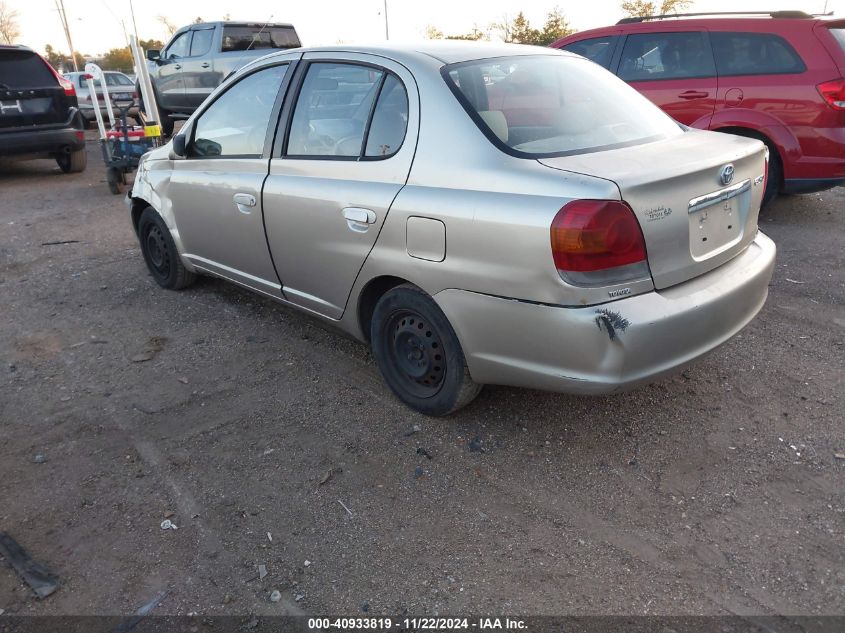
[138, 207, 195, 290]
[371, 285, 481, 416]
[106, 166, 125, 195]
[56, 147, 87, 173]
[720, 129, 781, 206]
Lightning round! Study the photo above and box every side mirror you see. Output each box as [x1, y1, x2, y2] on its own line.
[146, 49, 161, 61]
[172, 134, 187, 157]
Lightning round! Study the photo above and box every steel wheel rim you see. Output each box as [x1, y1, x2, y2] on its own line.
[385, 310, 446, 398]
[144, 224, 170, 278]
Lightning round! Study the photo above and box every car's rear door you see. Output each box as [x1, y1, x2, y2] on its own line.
[0, 49, 69, 130]
[167, 60, 296, 295]
[615, 29, 718, 127]
[262, 52, 418, 319]
[179, 26, 217, 110]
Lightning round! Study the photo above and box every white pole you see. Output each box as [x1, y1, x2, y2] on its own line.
[86, 62, 115, 127]
[129, 34, 160, 127]
[85, 75, 108, 142]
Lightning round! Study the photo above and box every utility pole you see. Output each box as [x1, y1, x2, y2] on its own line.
[129, 0, 140, 42]
[383, 0, 389, 40]
[54, 0, 79, 72]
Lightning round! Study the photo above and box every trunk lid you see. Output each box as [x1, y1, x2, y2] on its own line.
[539, 130, 767, 289]
[0, 49, 70, 129]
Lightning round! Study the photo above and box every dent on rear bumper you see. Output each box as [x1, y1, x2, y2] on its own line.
[435, 232, 776, 395]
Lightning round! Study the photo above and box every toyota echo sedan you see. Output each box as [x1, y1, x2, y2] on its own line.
[128, 42, 776, 416]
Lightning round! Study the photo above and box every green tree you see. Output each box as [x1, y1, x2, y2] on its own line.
[445, 27, 487, 41]
[139, 38, 165, 52]
[0, 0, 20, 45]
[621, 0, 692, 18]
[537, 7, 574, 46]
[424, 25, 443, 39]
[100, 47, 134, 72]
[43, 44, 85, 72]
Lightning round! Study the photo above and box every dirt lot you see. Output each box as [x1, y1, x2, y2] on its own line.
[0, 136, 843, 619]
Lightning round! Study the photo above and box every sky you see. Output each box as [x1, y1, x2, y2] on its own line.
[10, 0, 843, 56]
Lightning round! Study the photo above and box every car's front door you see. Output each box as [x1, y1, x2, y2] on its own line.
[167, 61, 295, 295]
[154, 30, 192, 110]
[616, 30, 718, 128]
[262, 53, 419, 319]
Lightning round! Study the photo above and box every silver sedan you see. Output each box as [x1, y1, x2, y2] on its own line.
[128, 42, 776, 416]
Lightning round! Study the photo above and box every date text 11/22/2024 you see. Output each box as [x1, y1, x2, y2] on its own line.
[307, 618, 528, 630]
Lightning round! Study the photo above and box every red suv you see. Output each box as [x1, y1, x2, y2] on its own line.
[552, 11, 845, 203]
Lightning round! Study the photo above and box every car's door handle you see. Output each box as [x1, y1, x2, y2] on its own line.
[678, 90, 709, 100]
[233, 193, 256, 211]
[343, 207, 376, 224]
[174, 64, 182, 70]
[200, 62, 210, 68]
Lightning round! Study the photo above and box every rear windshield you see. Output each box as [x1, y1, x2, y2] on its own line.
[443, 55, 682, 158]
[0, 51, 56, 89]
[221, 25, 301, 52]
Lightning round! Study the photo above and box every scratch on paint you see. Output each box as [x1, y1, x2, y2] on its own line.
[595, 309, 630, 342]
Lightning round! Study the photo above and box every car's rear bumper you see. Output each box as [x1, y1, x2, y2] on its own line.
[782, 177, 845, 195]
[0, 110, 86, 157]
[435, 231, 776, 395]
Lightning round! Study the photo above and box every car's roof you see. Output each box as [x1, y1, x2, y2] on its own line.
[0, 44, 34, 52]
[557, 13, 830, 42]
[65, 70, 130, 76]
[262, 41, 573, 66]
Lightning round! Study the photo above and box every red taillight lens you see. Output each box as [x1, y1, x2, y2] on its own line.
[817, 78, 845, 110]
[551, 200, 648, 276]
[39, 54, 76, 97]
[58, 76, 76, 97]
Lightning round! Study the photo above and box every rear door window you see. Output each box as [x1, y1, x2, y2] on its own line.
[286, 63, 385, 158]
[365, 74, 409, 158]
[618, 32, 715, 81]
[560, 36, 617, 69]
[0, 51, 56, 88]
[711, 32, 806, 75]
[190, 29, 214, 57]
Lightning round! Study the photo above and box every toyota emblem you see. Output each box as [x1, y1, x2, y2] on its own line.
[720, 164, 735, 186]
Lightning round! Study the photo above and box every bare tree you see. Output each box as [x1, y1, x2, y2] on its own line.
[0, 0, 21, 45]
[424, 25, 443, 40]
[156, 15, 177, 37]
[621, 0, 692, 18]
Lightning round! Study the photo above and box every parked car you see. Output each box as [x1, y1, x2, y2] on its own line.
[127, 43, 775, 415]
[63, 70, 138, 128]
[552, 11, 845, 204]
[0, 45, 86, 172]
[142, 21, 301, 135]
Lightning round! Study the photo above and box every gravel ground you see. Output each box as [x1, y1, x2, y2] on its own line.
[0, 137, 843, 618]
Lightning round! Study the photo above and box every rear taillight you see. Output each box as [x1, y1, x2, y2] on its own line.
[58, 76, 76, 97]
[817, 78, 845, 110]
[550, 200, 649, 285]
[39, 54, 76, 97]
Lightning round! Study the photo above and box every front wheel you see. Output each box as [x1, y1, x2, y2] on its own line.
[371, 285, 481, 416]
[137, 207, 195, 290]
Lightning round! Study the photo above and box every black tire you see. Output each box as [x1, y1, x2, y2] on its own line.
[371, 284, 481, 416]
[762, 148, 783, 207]
[137, 207, 195, 290]
[106, 167, 124, 195]
[721, 129, 781, 206]
[56, 147, 87, 173]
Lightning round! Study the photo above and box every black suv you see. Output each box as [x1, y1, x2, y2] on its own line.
[0, 45, 87, 173]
